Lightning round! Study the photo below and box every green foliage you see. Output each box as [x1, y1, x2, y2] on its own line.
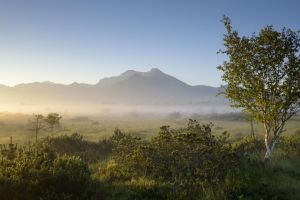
[100, 120, 243, 199]
[233, 136, 265, 163]
[1, 119, 300, 199]
[0, 146, 101, 200]
[0, 142, 18, 160]
[37, 133, 113, 163]
[218, 16, 300, 122]
[218, 16, 300, 160]
[97, 121, 300, 200]
[277, 134, 300, 156]
[223, 157, 300, 200]
[45, 113, 62, 133]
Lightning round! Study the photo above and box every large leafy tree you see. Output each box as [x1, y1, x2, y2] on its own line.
[218, 16, 300, 161]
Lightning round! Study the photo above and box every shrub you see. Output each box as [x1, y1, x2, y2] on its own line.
[0, 146, 102, 200]
[101, 120, 242, 199]
[37, 133, 113, 163]
[277, 134, 300, 157]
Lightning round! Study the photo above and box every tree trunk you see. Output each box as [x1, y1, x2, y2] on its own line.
[270, 139, 278, 153]
[263, 123, 273, 162]
[264, 133, 272, 161]
[263, 130, 282, 162]
[264, 147, 272, 161]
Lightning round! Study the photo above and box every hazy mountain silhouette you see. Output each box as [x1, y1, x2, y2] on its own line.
[0, 68, 225, 105]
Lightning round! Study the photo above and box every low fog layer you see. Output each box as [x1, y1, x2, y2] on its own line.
[0, 103, 233, 116]
[0, 68, 231, 115]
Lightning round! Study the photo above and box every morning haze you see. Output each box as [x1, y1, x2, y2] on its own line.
[0, 68, 229, 115]
[0, 1, 300, 200]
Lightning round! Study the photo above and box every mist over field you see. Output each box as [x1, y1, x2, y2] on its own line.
[1, 1, 300, 199]
[0, 103, 233, 116]
[0, 68, 232, 116]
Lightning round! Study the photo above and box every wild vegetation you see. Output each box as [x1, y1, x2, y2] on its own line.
[1, 118, 300, 200]
[218, 16, 300, 161]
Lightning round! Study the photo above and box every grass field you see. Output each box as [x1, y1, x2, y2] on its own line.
[1, 112, 299, 144]
[1, 112, 300, 200]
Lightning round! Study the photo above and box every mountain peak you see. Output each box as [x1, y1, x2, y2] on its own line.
[120, 70, 138, 77]
[143, 68, 164, 77]
[0, 68, 225, 106]
[149, 68, 162, 73]
[121, 68, 163, 76]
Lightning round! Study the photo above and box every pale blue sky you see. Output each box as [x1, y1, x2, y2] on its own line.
[0, 0, 299, 86]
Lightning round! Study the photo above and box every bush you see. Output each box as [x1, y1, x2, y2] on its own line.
[100, 120, 242, 199]
[277, 134, 300, 157]
[0, 146, 102, 200]
[233, 136, 265, 164]
[37, 133, 113, 163]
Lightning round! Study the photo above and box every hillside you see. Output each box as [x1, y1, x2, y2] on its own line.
[0, 68, 226, 105]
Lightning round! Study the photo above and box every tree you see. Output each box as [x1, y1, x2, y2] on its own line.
[218, 16, 300, 161]
[44, 113, 62, 134]
[29, 114, 44, 142]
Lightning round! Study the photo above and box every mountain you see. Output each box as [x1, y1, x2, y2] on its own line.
[95, 68, 224, 104]
[0, 68, 225, 105]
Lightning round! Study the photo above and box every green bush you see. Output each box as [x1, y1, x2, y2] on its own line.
[0, 146, 102, 200]
[277, 134, 300, 156]
[99, 120, 243, 199]
[2, 121, 300, 199]
[37, 133, 113, 163]
[233, 136, 265, 165]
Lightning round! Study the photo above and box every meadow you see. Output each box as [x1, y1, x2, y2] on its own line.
[1, 112, 300, 200]
[0, 112, 299, 144]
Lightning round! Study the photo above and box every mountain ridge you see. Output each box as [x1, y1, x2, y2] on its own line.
[0, 68, 225, 105]
[1, 68, 217, 88]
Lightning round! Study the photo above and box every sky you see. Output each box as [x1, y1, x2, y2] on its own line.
[0, 0, 299, 87]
